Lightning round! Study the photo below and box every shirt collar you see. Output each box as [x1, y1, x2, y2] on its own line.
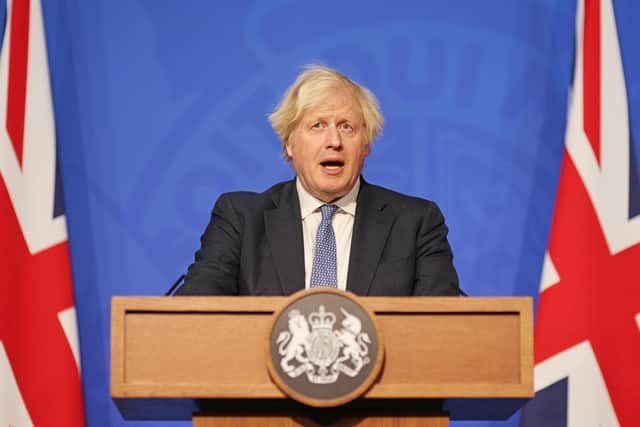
[296, 177, 360, 220]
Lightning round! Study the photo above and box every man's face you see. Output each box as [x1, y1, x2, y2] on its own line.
[286, 90, 370, 203]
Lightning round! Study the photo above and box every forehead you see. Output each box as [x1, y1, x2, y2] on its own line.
[301, 90, 363, 122]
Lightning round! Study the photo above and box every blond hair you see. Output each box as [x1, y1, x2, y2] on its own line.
[269, 64, 383, 160]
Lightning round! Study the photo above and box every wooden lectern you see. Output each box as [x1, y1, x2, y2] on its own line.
[111, 296, 533, 426]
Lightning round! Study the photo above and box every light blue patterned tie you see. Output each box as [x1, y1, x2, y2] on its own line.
[310, 204, 338, 288]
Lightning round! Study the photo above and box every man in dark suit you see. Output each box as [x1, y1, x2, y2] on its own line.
[177, 65, 459, 297]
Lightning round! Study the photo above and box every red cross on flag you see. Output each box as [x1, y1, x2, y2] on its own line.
[521, 0, 640, 426]
[0, 0, 86, 425]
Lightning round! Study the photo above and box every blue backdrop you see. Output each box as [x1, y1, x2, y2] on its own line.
[38, 1, 640, 426]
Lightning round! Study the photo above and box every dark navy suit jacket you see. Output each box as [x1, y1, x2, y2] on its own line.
[176, 178, 459, 296]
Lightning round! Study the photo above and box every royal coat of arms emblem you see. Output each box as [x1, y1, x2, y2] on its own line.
[267, 288, 383, 407]
[276, 305, 372, 384]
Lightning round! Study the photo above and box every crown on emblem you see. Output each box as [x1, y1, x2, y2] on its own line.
[308, 305, 336, 330]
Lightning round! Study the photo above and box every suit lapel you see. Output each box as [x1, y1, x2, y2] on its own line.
[264, 181, 306, 295]
[346, 181, 395, 295]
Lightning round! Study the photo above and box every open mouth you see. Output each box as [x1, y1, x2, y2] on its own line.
[320, 160, 344, 169]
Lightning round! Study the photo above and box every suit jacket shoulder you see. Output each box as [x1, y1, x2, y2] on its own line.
[177, 179, 304, 295]
[347, 180, 459, 296]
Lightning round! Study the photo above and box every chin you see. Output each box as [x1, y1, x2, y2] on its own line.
[320, 188, 348, 202]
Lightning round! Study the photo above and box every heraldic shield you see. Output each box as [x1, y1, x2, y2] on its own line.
[266, 288, 384, 407]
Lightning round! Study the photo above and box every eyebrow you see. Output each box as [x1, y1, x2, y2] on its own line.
[307, 114, 358, 123]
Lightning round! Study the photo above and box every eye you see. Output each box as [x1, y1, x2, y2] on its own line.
[311, 122, 324, 130]
[339, 122, 354, 133]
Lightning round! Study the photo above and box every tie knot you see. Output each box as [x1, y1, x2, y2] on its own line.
[320, 204, 338, 221]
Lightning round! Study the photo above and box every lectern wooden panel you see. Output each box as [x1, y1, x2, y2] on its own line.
[111, 296, 533, 425]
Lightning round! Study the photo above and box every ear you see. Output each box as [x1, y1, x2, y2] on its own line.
[284, 137, 294, 158]
[363, 142, 371, 157]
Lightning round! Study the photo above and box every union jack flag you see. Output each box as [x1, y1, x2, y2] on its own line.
[521, 0, 640, 425]
[0, 0, 85, 425]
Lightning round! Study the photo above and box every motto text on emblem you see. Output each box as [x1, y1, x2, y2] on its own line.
[276, 304, 371, 384]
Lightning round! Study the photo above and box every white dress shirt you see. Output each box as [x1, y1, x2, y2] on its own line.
[296, 178, 359, 291]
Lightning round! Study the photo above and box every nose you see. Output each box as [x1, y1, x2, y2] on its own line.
[327, 125, 342, 148]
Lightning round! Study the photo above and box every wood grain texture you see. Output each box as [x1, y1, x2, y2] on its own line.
[111, 296, 533, 399]
[193, 414, 449, 427]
